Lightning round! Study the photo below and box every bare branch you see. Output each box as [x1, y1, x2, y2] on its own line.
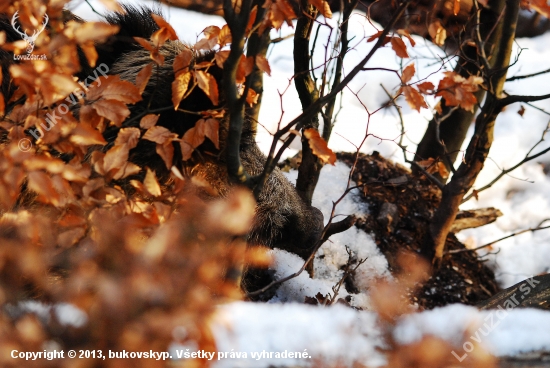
[462, 122, 550, 202]
[447, 220, 550, 254]
[506, 67, 550, 82]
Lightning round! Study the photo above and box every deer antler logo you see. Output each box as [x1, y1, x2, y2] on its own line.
[11, 11, 49, 54]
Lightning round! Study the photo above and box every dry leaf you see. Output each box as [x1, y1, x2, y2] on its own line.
[401, 64, 415, 84]
[70, 124, 107, 146]
[309, 0, 333, 18]
[391, 37, 409, 58]
[92, 99, 131, 126]
[172, 72, 192, 110]
[135, 63, 153, 94]
[140, 114, 159, 129]
[401, 86, 428, 112]
[303, 128, 336, 165]
[115, 127, 141, 149]
[156, 140, 174, 169]
[196, 118, 219, 149]
[173, 48, 193, 75]
[144, 168, 162, 197]
[256, 55, 271, 76]
[143, 125, 176, 144]
[151, 14, 178, 41]
[195, 71, 219, 106]
[417, 81, 435, 94]
[428, 20, 447, 46]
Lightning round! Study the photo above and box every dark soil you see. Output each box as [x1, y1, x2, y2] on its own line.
[336, 151, 499, 310]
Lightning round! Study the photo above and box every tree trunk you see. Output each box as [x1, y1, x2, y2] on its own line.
[423, 0, 520, 266]
[294, 0, 323, 206]
[414, 2, 506, 180]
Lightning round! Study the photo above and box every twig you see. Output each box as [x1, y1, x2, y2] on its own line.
[328, 246, 366, 305]
[506, 67, 550, 82]
[447, 220, 550, 254]
[462, 121, 550, 202]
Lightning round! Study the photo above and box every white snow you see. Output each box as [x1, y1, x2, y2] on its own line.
[61, 1, 550, 366]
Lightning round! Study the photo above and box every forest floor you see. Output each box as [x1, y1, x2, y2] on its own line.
[337, 152, 500, 310]
[281, 151, 501, 310]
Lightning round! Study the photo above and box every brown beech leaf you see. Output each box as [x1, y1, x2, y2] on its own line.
[144, 168, 162, 197]
[174, 48, 193, 75]
[453, 0, 461, 15]
[236, 56, 255, 84]
[397, 29, 416, 47]
[215, 50, 230, 68]
[182, 126, 205, 149]
[156, 140, 174, 169]
[180, 140, 194, 161]
[391, 37, 409, 58]
[523, 0, 550, 18]
[79, 105, 105, 131]
[135, 63, 153, 94]
[70, 124, 107, 146]
[263, 0, 297, 31]
[428, 20, 447, 46]
[143, 125, 176, 144]
[256, 55, 271, 76]
[246, 89, 259, 107]
[367, 30, 383, 42]
[140, 114, 159, 129]
[101, 79, 142, 104]
[436, 72, 482, 112]
[246, 6, 258, 33]
[194, 26, 220, 50]
[401, 64, 415, 84]
[151, 27, 171, 48]
[115, 127, 141, 149]
[303, 128, 336, 165]
[195, 71, 219, 106]
[401, 86, 428, 112]
[196, 118, 219, 149]
[73, 22, 119, 44]
[0, 93, 5, 117]
[92, 100, 131, 126]
[134, 37, 164, 65]
[218, 24, 232, 47]
[309, 0, 333, 18]
[80, 42, 98, 68]
[518, 105, 526, 117]
[417, 81, 435, 94]
[172, 71, 192, 110]
[27, 170, 60, 205]
[151, 14, 178, 41]
[103, 144, 129, 174]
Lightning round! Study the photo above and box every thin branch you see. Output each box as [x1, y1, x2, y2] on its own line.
[447, 220, 550, 254]
[462, 121, 550, 202]
[328, 246, 366, 305]
[254, 0, 412, 196]
[506, 67, 550, 82]
[498, 92, 550, 108]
